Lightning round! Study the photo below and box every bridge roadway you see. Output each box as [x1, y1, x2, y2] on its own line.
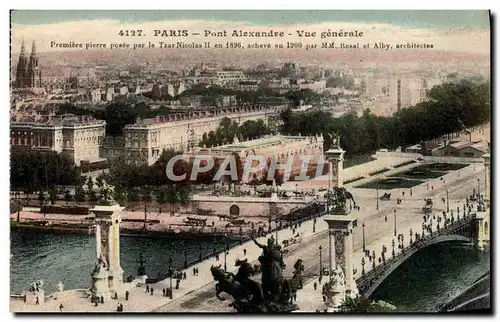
[11, 164, 485, 312]
[153, 163, 485, 312]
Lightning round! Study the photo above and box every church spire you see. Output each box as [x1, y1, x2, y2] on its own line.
[15, 39, 28, 88]
[20, 39, 26, 57]
[30, 40, 37, 57]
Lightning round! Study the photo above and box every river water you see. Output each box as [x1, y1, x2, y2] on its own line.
[10, 231, 489, 312]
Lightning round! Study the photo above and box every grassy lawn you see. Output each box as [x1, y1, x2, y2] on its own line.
[389, 169, 447, 180]
[412, 163, 469, 172]
[355, 178, 425, 190]
[344, 155, 377, 169]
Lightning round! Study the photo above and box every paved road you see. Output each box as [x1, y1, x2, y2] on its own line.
[155, 163, 486, 312]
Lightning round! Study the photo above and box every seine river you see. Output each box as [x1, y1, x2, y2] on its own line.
[10, 231, 489, 312]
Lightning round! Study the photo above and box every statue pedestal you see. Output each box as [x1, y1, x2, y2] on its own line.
[25, 291, 44, 305]
[325, 265, 346, 312]
[92, 268, 111, 299]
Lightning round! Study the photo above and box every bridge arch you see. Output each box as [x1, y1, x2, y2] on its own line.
[359, 234, 472, 299]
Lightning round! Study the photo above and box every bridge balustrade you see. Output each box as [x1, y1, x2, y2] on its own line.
[356, 215, 475, 295]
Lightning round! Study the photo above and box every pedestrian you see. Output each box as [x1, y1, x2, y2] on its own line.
[183, 272, 187, 279]
[101, 295, 104, 304]
[323, 295, 326, 302]
[243, 249, 247, 256]
[193, 267, 196, 276]
[150, 288, 154, 296]
[114, 291, 118, 300]
[35, 296, 40, 305]
[385, 216, 387, 222]
[176, 279, 180, 289]
[120, 303, 124, 312]
[162, 288, 166, 297]
[313, 282, 317, 290]
[125, 290, 129, 301]
[117, 304, 121, 312]
[146, 284, 150, 294]
[59, 303, 64, 312]
[95, 300, 98, 307]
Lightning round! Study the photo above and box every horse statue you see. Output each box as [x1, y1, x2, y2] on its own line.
[211, 239, 304, 313]
[281, 259, 305, 305]
[211, 264, 267, 313]
[325, 186, 356, 213]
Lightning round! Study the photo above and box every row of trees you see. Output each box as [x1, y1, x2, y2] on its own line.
[32, 173, 191, 216]
[200, 118, 272, 148]
[10, 150, 81, 193]
[280, 80, 491, 157]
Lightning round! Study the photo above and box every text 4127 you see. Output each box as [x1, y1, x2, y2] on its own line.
[119, 30, 144, 36]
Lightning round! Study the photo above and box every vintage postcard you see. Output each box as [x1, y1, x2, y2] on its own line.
[9, 10, 491, 313]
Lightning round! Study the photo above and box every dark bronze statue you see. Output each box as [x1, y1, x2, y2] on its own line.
[325, 186, 356, 213]
[211, 236, 304, 313]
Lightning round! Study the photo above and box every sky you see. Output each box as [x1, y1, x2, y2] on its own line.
[10, 10, 491, 55]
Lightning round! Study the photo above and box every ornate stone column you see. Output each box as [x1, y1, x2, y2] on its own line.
[325, 145, 345, 189]
[324, 214, 359, 299]
[91, 203, 124, 299]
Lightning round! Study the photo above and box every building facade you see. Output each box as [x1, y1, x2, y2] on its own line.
[11, 114, 106, 165]
[121, 105, 287, 166]
[196, 134, 324, 183]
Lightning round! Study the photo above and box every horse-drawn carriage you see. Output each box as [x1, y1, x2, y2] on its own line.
[421, 198, 433, 214]
[380, 193, 391, 201]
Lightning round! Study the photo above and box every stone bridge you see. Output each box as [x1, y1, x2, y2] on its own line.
[356, 215, 479, 299]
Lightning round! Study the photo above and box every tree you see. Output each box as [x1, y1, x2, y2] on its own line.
[74, 185, 86, 202]
[49, 188, 58, 205]
[95, 175, 104, 191]
[127, 188, 140, 203]
[165, 187, 182, 217]
[155, 187, 168, 214]
[177, 187, 191, 213]
[37, 191, 46, 206]
[88, 190, 99, 202]
[87, 177, 94, 192]
[64, 190, 73, 204]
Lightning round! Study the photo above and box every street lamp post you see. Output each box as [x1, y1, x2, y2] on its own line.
[393, 209, 397, 237]
[183, 250, 188, 269]
[361, 257, 365, 276]
[275, 219, 279, 244]
[392, 239, 395, 258]
[362, 222, 366, 252]
[319, 245, 323, 279]
[477, 178, 481, 198]
[268, 217, 272, 234]
[409, 229, 413, 244]
[376, 187, 379, 210]
[224, 236, 228, 271]
[446, 190, 449, 213]
[168, 255, 173, 299]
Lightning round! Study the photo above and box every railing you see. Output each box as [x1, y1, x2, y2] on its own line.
[357, 215, 475, 292]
